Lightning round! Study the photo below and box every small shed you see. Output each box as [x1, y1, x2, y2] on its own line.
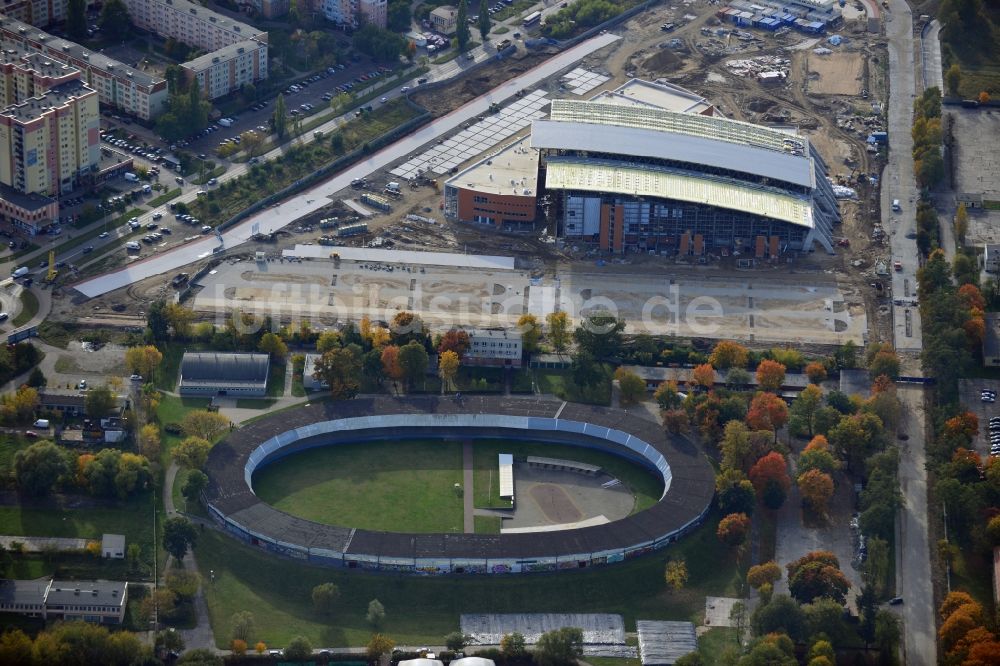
[637, 620, 697, 665]
[102, 534, 125, 559]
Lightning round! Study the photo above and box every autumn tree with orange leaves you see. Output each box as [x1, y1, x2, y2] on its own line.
[797, 468, 835, 516]
[709, 341, 749, 369]
[755, 359, 787, 392]
[746, 392, 789, 441]
[804, 361, 827, 384]
[716, 512, 751, 549]
[786, 551, 851, 605]
[690, 363, 715, 390]
[749, 451, 791, 510]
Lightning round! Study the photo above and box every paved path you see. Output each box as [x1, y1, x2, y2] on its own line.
[74, 32, 621, 298]
[920, 20, 943, 92]
[894, 385, 935, 666]
[885, 0, 923, 353]
[463, 440, 475, 534]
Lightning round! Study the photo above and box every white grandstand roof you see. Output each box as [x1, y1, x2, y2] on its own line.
[544, 159, 814, 229]
[531, 119, 814, 189]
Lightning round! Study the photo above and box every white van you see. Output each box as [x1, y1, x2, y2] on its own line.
[891, 199, 901, 212]
[123, 172, 139, 182]
[12, 266, 28, 278]
[33, 419, 49, 428]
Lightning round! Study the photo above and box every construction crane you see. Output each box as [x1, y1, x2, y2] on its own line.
[45, 250, 57, 283]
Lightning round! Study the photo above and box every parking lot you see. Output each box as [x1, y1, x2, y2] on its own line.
[958, 378, 1000, 458]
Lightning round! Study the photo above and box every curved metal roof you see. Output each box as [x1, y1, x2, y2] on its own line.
[531, 119, 814, 189]
[181, 352, 270, 383]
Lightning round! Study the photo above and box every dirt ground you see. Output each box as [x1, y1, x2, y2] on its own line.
[56, 1, 895, 347]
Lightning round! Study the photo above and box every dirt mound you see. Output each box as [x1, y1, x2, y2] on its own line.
[642, 49, 681, 73]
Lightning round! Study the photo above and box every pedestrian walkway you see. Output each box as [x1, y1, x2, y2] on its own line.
[463, 440, 475, 533]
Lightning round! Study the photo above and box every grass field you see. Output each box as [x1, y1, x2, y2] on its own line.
[471, 440, 663, 512]
[11, 288, 38, 328]
[196, 504, 742, 648]
[534, 367, 613, 405]
[0, 434, 32, 483]
[252, 440, 465, 533]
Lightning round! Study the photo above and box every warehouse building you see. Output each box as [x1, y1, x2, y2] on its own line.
[179, 352, 270, 396]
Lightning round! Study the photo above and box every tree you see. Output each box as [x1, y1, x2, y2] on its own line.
[181, 470, 208, 504]
[866, 343, 900, 379]
[664, 559, 688, 591]
[398, 341, 429, 388]
[231, 611, 255, 643]
[750, 595, 806, 642]
[1, 385, 39, 423]
[746, 392, 788, 440]
[311, 582, 340, 614]
[673, 654, 703, 666]
[180, 410, 229, 441]
[789, 384, 823, 437]
[690, 363, 715, 389]
[535, 627, 584, 666]
[84, 385, 116, 418]
[798, 437, 838, 476]
[231, 639, 247, 656]
[501, 632, 527, 658]
[456, 0, 471, 51]
[710, 341, 748, 369]
[571, 350, 602, 388]
[829, 412, 885, 472]
[479, 0, 491, 39]
[615, 369, 646, 406]
[284, 636, 313, 661]
[716, 468, 756, 515]
[786, 551, 850, 605]
[67, 0, 87, 39]
[747, 561, 781, 590]
[654, 381, 682, 409]
[14, 440, 68, 496]
[803, 598, 853, 648]
[804, 362, 827, 384]
[366, 599, 385, 627]
[173, 437, 212, 470]
[719, 421, 768, 474]
[125, 345, 164, 378]
[946, 63, 962, 96]
[797, 469, 834, 515]
[258, 332, 288, 359]
[517, 314, 541, 353]
[547, 311, 570, 351]
[314, 347, 362, 399]
[756, 359, 786, 391]
[166, 570, 201, 599]
[367, 634, 395, 660]
[863, 536, 891, 597]
[100, 0, 131, 40]
[391, 312, 425, 345]
[438, 351, 460, 392]
[438, 329, 471, 357]
[749, 452, 791, 510]
[273, 94, 288, 139]
[139, 423, 161, 460]
[979, 90, 991, 104]
[162, 517, 197, 560]
[445, 632, 469, 651]
[716, 512, 750, 548]
[573, 314, 625, 358]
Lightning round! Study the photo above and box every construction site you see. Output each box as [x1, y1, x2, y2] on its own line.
[56, 0, 894, 349]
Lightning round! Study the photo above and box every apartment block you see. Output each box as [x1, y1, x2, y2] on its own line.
[320, 0, 386, 29]
[182, 37, 267, 99]
[0, 15, 169, 119]
[244, 0, 288, 19]
[123, 0, 265, 52]
[0, 0, 68, 27]
[0, 48, 79, 106]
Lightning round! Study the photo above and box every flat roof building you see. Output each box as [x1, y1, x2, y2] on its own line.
[182, 38, 268, 101]
[430, 5, 458, 34]
[101, 533, 125, 559]
[465, 328, 523, 368]
[320, 0, 387, 29]
[444, 137, 540, 231]
[0, 578, 128, 624]
[179, 351, 270, 396]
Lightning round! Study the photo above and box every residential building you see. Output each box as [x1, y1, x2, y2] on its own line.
[179, 351, 270, 396]
[182, 38, 268, 100]
[0, 0, 68, 27]
[123, 0, 265, 52]
[984, 313, 1000, 368]
[0, 49, 80, 107]
[430, 5, 458, 34]
[0, 181, 55, 234]
[464, 329, 522, 368]
[245, 0, 289, 19]
[0, 15, 169, 119]
[101, 534, 125, 559]
[320, 0, 387, 29]
[0, 579, 128, 624]
[985, 244, 1000, 273]
[38, 388, 127, 417]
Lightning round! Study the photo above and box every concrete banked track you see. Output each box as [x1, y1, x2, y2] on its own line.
[204, 395, 714, 574]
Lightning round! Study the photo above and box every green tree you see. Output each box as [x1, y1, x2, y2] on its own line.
[67, 0, 87, 39]
[456, 0, 471, 51]
[181, 470, 208, 504]
[14, 440, 68, 496]
[445, 632, 469, 651]
[366, 599, 385, 627]
[367, 634, 395, 660]
[126, 542, 142, 571]
[398, 340, 429, 388]
[231, 611, 255, 643]
[178, 648, 222, 665]
[535, 627, 584, 666]
[314, 346, 362, 399]
[180, 410, 229, 441]
[284, 636, 313, 661]
[946, 63, 963, 96]
[162, 517, 197, 560]
[259, 332, 288, 359]
[388, 0, 412, 31]
[518, 314, 541, 353]
[100, 0, 131, 41]
[479, 0, 491, 39]
[574, 314, 625, 358]
[546, 311, 571, 351]
[273, 94, 289, 140]
[571, 350, 602, 388]
[311, 582, 340, 614]
[616, 369, 646, 406]
[173, 436, 212, 471]
[750, 594, 806, 642]
[501, 632, 527, 658]
[166, 570, 201, 599]
[146, 300, 170, 340]
[85, 385, 116, 418]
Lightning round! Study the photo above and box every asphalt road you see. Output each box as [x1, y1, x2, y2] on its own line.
[885, 0, 923, 353]
[895, 385, 935, 666]
[74, 31, 621, 298]
[921, 20, 943, 93]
